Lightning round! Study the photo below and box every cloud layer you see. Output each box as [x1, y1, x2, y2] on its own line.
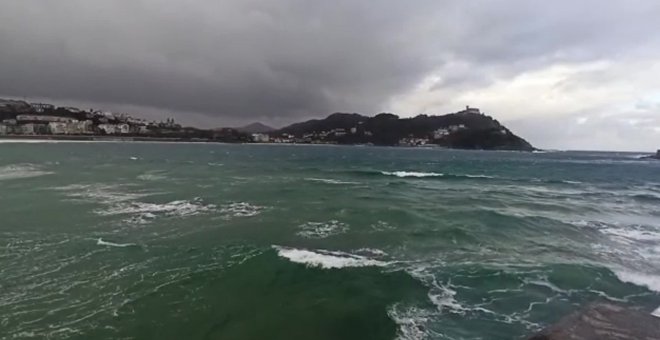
[1, 1, 659, 150]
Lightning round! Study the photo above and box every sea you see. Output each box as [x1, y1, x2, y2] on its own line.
[1, 141, 659, 340]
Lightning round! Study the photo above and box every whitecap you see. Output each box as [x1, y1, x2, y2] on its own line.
[304, 178, 360, 185]
[355, 248, 388, 257]
[387, 304, 433, 340]
[52, 184, 153, 203]
[613, 270, 660, 293]
[406, 265, 468, 314]
[371, 221, 396, 232]
[0, 164, 53, 181]
[463, 174, 495, 179]
[219, 202, 265, 218]
[137, 171, 167, 181]
[381, 171, 443, 178]
[296, 220, 349, 239]
[98, 198, 216, 218]
[272, 246, 388, 269]
[96, 238, 136, 248]
[560, 180, 582, 184]
[600, 226, 660, 243]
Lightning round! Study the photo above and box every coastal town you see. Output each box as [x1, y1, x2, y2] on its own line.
[0, 98, 247, 142]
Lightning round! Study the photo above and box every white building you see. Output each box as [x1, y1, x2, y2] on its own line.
[449, 124, 466, 132]
[22, 124, 36, 135]
[458, 106, 481, 115]
[433, 128, 450, 139]
[16, 115, 73, 123]
[0, 124, 8, 135]
[48, 122, 68, 134]
[118, 124, 130, 134]
[71, 120, 94, 134]
[98, 124, 117, 135]
[251, 133, 270, 143]
[31, 103, 55, 113]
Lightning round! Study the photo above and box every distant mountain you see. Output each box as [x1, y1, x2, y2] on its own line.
[236, 122, 275, 134]
[274, 108, 535, 151]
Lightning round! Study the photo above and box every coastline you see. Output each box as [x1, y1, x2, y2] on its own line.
[0, 135, 230, 143]
[0, 135, 541, 152]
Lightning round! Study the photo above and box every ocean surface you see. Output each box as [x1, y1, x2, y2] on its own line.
[1, 142, 659, 340]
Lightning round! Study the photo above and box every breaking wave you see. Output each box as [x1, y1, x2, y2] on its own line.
[0, 164, 54, 181]
[137, 171, 168, 181]
[381, 171, 444, 178]
[272, 246, 388, 269]
[219, 202, 265, 218]
[296, 220, 349, 239]
[377, 171, 495, 180]
[613, 270, 660, 293]
[387, 304, 435, 340]
[97, 198, 216, 218]
[96, 238, 137, 248]
[304, 178, 360, 185]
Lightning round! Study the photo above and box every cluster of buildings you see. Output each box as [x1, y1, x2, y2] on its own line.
[252, 123, 472, 146]
[0, 100, 181, 137]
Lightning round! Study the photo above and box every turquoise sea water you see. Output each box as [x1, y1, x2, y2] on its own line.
[1, 142, 659, 339]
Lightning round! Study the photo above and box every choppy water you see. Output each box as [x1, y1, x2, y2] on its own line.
[1, 142, 659, 340]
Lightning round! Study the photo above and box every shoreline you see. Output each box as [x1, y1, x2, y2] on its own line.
[0, 135, 538, 151]
[0, 135, 231, 143]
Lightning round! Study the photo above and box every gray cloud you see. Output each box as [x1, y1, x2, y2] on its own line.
[1, 1, 660, 149]
[0, 1, 441, 123]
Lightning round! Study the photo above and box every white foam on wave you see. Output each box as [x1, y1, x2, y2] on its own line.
[578, 220, 660, 264]
[96, 238, 136, 248]
[381, 171, 443, 178]
[463, 174, 495, 179]
[355, 248, 388, 257]
[371, 220, 396, 232]
[98, 198, 216, 218]
[0, 164, 54, 181]
[272, 246, 388, 269]
[136, 171, 167, 181]
[304, 178, 360, 185]
[405, 265, 467, 314]
[613, 270, 660, 293]
[601, 225, 660, 244]
[296, 220, 349, 239]
[387, 304, 434, 340]
[52, 184, 153, 203]
[613, 270, 660, 318]
[561, 180, 582, 184]
[219, 202, 265, 218]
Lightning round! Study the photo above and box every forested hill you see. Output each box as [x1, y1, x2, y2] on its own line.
[275, 108, 535, 151]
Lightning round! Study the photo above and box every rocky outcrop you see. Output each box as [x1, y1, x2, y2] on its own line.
[642, 150, 660, 160]
[527, 303, 660, 340]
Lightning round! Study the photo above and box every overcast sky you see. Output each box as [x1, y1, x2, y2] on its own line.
[1, 1, 659, 151]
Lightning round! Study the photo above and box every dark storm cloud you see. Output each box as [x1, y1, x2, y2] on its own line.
[0, 1, 442, 123]
[1, 0, 660, 137]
